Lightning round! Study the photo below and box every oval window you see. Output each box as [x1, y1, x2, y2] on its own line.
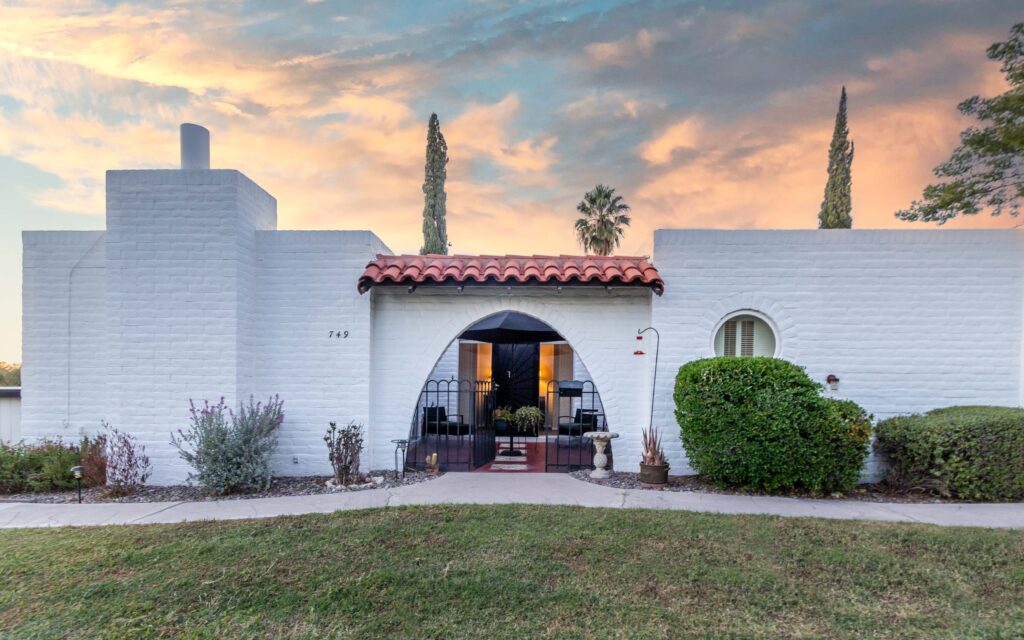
[714, 314, 776, 357]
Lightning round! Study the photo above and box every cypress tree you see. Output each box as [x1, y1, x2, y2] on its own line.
[420, 113, 449, 255]
[818, 87, 854, 229]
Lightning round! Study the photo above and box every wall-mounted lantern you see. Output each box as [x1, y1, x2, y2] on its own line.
[826, 374, 840, 391]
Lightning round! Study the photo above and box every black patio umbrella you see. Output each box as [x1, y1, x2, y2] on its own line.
[459, 311, 564, 344]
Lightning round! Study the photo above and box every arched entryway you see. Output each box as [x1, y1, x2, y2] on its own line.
[405, 311, 611, 473]
[367, 292, 652, 474]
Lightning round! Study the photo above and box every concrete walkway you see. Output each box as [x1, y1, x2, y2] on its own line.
[2, 473, 1023, 530]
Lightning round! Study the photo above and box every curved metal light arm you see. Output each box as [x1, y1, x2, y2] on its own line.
[637, 327, 660, 432]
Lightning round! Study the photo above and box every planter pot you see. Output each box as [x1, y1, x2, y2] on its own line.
[639, 463, 669, 487]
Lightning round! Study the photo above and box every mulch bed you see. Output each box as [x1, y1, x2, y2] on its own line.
[0, 469, 441, 504]
[570, 470, 961, 503]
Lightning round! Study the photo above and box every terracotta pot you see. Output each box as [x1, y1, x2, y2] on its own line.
[639, 463, 669, 487]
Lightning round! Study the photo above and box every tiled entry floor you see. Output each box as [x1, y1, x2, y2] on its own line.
[475, 441, 546, 472]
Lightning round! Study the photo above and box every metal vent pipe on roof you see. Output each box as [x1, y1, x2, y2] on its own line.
[180, 123, 210, 170]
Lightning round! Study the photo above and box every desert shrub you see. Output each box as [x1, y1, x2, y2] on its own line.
[172, 395, 284, 494]
[674, 357, 871, 494]
[104, 423, 152, 496]
[324, 421, 364, 486]
[80, 433, 107, 488]
[0, 439, 80, 493]
[875, 406, 1024, 501]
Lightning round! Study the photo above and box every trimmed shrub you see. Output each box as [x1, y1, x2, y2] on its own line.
[875, 406, 1024, 501]
[674, 357, 871, 494]
[172, 396, 284, 494]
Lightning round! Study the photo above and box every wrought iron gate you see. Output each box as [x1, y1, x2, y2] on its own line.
[407, 379, 495, 471]
[544, 379, 611, 472]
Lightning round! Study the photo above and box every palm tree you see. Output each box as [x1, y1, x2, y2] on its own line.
[574, 184, 632, 256]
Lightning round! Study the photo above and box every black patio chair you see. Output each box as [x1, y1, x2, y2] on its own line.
[557, 408, 601, 437]
[421, 406, 471, 437]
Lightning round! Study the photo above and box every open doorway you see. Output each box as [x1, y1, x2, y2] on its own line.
[405, 311, 610, 473]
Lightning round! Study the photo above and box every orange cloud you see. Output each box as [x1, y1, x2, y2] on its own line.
[638, 116, 704, 165]
[584, 28, 661, 68]
[446, 94, 558, 178]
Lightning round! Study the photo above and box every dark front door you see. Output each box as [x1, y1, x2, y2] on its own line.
[492, 343, 540, 410]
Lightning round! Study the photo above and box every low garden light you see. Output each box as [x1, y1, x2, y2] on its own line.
[391, 439, 409, 478]
[70, 465, 83, 503]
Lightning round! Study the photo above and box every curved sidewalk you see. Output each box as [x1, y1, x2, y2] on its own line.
[1, 473, 1023, 530]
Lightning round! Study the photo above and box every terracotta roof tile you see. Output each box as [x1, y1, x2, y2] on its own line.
[358, 254, 664, 295]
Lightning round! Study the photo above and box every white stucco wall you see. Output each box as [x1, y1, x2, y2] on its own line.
[651, 229, 1024, 475]
[102, 170, 278, 483]
[253, 230, 389, 477]
[22, 165, 394, 483]
[368, 288, 653, 470]
[22, 231, 108, 440]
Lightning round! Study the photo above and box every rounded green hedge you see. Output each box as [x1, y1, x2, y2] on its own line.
[673, 357, 871, 494]
[874, 406, 1024, 501]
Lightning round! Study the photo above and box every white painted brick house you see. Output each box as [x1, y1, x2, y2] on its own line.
[21, 126, 1024, 484]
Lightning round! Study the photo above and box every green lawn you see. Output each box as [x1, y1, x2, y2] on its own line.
[1, 506, 1022, 639]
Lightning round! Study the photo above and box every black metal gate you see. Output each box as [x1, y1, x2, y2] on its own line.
[407, 379, 495, 471]
[544, 379, 611, 472]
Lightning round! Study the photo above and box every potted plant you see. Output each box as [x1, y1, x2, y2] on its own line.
[513, 406, 543, 436]
[493, 406, 514, 432]
[639, 425, 669, 487]
[499, 406, 543, 457]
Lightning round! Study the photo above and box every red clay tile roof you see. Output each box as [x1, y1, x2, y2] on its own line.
[358, 254, 664, 295]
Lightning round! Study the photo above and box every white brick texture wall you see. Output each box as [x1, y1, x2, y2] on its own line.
[22, 231, 108, 440]
[253, 231, 389, 477]
[651, 229, 1024, 476]
[23, 180, 1024, 486]
[103, 170, 277, 483]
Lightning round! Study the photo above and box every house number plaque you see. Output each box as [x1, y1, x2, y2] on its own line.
[329, 330, 349, 339]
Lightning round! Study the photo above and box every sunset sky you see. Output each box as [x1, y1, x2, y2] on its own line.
[0, 0, 1021, 362]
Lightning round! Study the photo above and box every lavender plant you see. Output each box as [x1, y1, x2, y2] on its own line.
[171, 395, 284, 494]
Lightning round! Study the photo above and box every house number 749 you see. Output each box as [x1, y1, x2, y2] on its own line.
[329, 330, 349, 339]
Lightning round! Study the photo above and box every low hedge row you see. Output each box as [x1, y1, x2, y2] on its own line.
[674, 357, 871, 494]
[0, 440, 83, 493]
[874, 406, 1024, 501]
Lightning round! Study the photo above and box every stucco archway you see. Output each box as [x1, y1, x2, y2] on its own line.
[367, 288, 653, 471]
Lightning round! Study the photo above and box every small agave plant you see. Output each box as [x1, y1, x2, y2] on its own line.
[641, 425, 667, 466]
[639, 425, 669, 486]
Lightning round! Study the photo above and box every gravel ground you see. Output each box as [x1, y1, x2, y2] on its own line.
[0, 470, 441, 504]
[570, 470, 960, 504]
